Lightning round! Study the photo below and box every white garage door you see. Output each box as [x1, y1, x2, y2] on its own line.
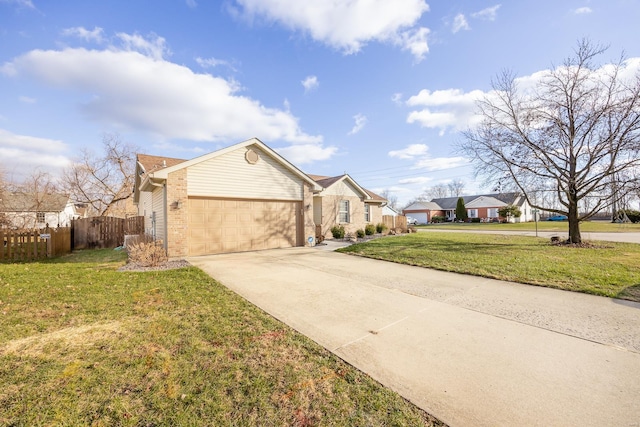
[188, 197, 302, 256]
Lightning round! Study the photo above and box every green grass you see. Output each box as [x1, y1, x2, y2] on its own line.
[0, 249, 442, 426]
[418, 221, 640, 233]
[339, 233, 640, 302]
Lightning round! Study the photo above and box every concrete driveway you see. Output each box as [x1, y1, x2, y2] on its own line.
[188, 245, 640, 427]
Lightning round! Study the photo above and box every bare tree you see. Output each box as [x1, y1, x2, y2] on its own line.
[62, 134, 138, 216]
[461, 40, 640, 243]
[380, 189, 399, 210]
[422, 183, 449, 200]
[447, 179, 465, 197]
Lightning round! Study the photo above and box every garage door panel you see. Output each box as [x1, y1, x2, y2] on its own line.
[188, 197, 301, 256]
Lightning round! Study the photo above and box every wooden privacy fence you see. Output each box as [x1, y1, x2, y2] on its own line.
[0, 226, 71, 262]
[382, 215, 407, 232]
[72, 216, 145, 250]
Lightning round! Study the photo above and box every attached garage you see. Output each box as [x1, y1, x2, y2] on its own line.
[187, 197, 302, 256]
[135, 138, 320, 258]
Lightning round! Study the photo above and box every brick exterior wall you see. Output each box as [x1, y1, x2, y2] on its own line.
[302, 183, 316, 246]
[165, 169, 188, 258]
[317, 196, 384, 240]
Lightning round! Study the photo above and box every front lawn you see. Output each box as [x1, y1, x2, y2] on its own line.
[0, 249, 442, 426]
[338, 233, 640, 301]
[418, 221, 640, 233]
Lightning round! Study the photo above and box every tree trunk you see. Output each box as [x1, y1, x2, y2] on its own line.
[567, 201, 581, 243]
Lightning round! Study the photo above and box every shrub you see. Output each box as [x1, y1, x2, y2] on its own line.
[331, 225, 345, 239]
[376, 223, 388, 233]
[471, 218, 481, 223]
[127, 235, 167, 267]
[431, 215, 445, 223]
[365, 224, 376, 235]
[618, 209, 640, 223]
[356, 229, 365, 238]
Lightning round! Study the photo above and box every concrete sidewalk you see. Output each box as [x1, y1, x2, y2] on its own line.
[189, 247, 640, 427]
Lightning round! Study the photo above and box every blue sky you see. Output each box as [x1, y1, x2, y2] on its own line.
[1, 0, 639, 206]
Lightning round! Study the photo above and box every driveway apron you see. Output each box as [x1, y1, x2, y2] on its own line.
[188, 247, 640, 427]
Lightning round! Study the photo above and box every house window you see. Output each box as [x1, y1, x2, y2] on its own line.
[468, 209, 478, 218]
[36, 212, 45, 223]
[488, 208, 498, 218]
[339, 200, 350, 223]
[364, 204, 370, 222]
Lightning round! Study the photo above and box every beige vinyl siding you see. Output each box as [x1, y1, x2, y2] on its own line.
[151, 185, 166, 243]
[187, 146, 303, 200]
[138, 191, 152, 232]
[322, 180, 361, 198]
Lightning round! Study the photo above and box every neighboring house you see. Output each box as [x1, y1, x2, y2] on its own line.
[382, 205, 400, 217]
[0, 192, 80, 228]
[133, 138, 387, 257]
[308, 174, 386, 241]
[403, 201, 442, 224]
[403, 193, 533, 223]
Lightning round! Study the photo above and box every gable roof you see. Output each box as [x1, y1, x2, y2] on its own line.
[137, 154, 187, 175]
[0, 192, 70, 212]
[307, 174, 385, 202]
[404, 201, 441, 211]
[141, 138, 321, 191]
[430, 193, 525, 210]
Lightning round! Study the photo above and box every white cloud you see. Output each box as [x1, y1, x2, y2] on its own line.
[397, 27, 429, 62]
[574, 7, 592, 14]
[232, 0, 431, 61]
[398, 176, 432, 184]
[196, 56, 237, 71]
[348, 113, 367, 135]
[115, 32, 170, 60]
[3, 33, 322, 146]
[406, 88, 485, 134]
[452, 14, 470, 33]
[301, 75, 319, 92]
[61, 26, 105, 44]
[413, 156, 468, 171]
[19, 95, 36, 103]
[186, 0, 197, 8]
[0, 0, 34, 9]
[391, 93, 403, 105]
[276, 143, 337, 164]
[0, 128, 70, 174]
[471, 4, 501, 21]
[388, 143, 429, 159]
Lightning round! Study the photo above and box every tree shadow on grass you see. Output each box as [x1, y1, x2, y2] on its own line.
[616, 284, 640, 304]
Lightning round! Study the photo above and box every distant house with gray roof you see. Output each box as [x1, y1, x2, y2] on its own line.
[0, 192, 81, 229]
[403, 193, 533, 223]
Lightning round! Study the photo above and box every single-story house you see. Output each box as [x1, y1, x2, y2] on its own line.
[0, 192, 81, 228]
[403, 193, 533, 223]
[133, 138, 386, 257]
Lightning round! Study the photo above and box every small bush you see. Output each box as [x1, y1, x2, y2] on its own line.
[127, 235, 167, 267]
[431, 215, 445, 223]
[331, 225, 345, 239]
[356, 229, 365, 238]
[618, 209, 640, 223]
[365, 224, 376, 235]
[471, 218, 481, 223]
[376, 223, 388, 233]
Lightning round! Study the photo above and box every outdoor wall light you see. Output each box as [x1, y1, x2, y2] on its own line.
[171, 200, 182, 209]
